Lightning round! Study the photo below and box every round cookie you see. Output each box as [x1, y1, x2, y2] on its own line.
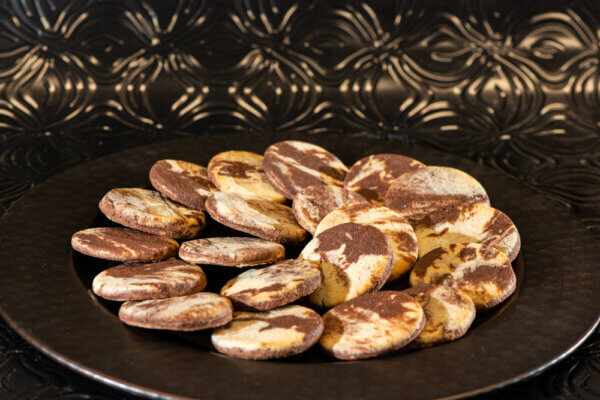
[207, 150, 286, 203]
[292, 184, 367, 234]
[415, 203, 521, 261]
[71, 227, 179, 262]
[263, 140, 349, 199]
[300, 222, 394, 308]
[92, 259, 207, 301]
[206, 192, 307, 244]
[211, 305, 323, 360]
[99, 188, 206, 239]
[410, 243, 516, 311]
[119, 292, 232, 331]
[314, 203, 418, 281]
[179, 237, 285, 267]
[344, 154, 425, 204]
[320, 291, 425, 360]
[149, 159, 217, 210]
[220, 259, 322, 311]
[402, 284, 476, 347]
[384, 166, 490, 224]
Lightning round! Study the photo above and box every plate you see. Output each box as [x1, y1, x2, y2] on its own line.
[0, 132, 599, 400]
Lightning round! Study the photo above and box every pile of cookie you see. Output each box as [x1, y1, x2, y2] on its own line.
[71, 140, 520, 361]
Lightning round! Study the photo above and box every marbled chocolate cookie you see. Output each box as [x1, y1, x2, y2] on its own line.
[99, 188, 206, 239]
[410, 243, 516, 311]
[300, 222, 394, 308]
[211, 305, 323, 360]
[263, 140, 349, 199]
[292, 184, 367, 234]
[206, 192, 307, 244]
[207, 150, 286, 203]
[220, 259, 322, 311]
[92, 260, 207, 301]
[179, 237, 285, 267]
[149, 159, 217, 210]
[119, 292, 232, 331]
[314, 204, 418, 281]
[403, 284, 476, 347]
[344, 154, 425, 204]
[320, 291, 425, 360]
[71, 227, 178, 262]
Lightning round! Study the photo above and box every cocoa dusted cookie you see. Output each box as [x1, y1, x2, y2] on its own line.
[402, 284, 476, 347]
[292, 184, 367, 234]
[344, 154, 425, 204]
[206, 192, 307, 244]
[220, 259, 322, 311]
[99, 188, 206, 239]
[300, 222, 394, 308]
[207, 150, 286, 203]
[211, 305, 323, 360]
[314, 203, 418, 281]
[410, 243, 516, 311]
[119, 292, 233, 331]
[384, 166, 490, 224]
[416, 203, 521, 261]
[71, 227, 179, 262]
[319, 291, 425, 360]
[179, 237, 285, 267]
[263, 140, 349, 199]
[149, 159, 217, 210]
[92, 259, 207, 301]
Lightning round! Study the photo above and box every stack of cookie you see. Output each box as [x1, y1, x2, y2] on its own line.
[72, 140, 520, 361]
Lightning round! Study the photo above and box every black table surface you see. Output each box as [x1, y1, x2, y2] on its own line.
[0, 1, 599, 399]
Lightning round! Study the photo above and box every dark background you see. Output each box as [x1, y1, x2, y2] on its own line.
[0, 0, 599, 398]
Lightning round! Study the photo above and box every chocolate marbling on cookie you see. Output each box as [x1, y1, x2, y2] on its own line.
[220, 259, 322, 311]
[149, 159, 217, 210]
[179, 237, 285, 267]
[344, 154, 425, 204]
[320, 291, 425, 360]
[119, 292, 232, 331]
[92, 259, 207, 301]
[71, 227, 178, 262]
[263, 140, 349, 199]
[99, 188, 206, 239]
[292, 184, 367, 234]
[410, 243, 516, 311]
[207, 150, 286, 203]
[211, 305, 323, 360]
[300, 222, 394, 308]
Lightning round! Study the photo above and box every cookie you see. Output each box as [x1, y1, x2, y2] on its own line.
[149, 159, 217, 210]
[263, 140, 349, 199]
[314, 203, 418, 281]
[300, 222, 394, 308]
[206, 192, 307, 244]
[92, 260, 207, 301]
[211, 305, 323, 360]
[402, 284, 476, 347]
[410, 243, 516, 311]
[119, 292, 232, 331]
[292, 184, 367, 234]
[220, 259, 322, 311]
[384, 166, 490, 224]
[71, 227, 179, 262]
[207, 150, 286, 203]
[415, 203, 521, 261]
[179, 237, 285, 267]
[319, 291, 425, 360]
[99, 188, 206, 239]
[344, 154, 425, 204]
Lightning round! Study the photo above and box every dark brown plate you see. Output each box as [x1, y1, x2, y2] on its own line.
[0, 132, 599, 400]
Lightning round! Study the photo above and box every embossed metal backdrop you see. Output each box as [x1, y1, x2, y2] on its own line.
[0, 0, 599, 398]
